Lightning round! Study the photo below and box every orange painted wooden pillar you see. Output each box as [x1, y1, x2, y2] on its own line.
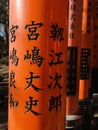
[79, 0, 93, 99]
[66, 0, 83, 115]
[9, 0, 68, 130]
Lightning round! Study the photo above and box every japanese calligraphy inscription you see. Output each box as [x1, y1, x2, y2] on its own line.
[9, 0, 68, 130]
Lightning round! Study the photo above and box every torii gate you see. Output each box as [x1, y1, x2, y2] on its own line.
[9, 0, 68, 130]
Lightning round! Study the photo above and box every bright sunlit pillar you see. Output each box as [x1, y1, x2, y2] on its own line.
[9, 0, 68, 130]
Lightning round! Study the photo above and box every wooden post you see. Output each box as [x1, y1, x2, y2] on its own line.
[66, 0, 83, 115]
[9, 0, 68, 130]
[79, 0, 93, 99]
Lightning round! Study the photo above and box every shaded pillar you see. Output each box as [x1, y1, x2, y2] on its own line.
[92, 0, 98, 68]
[79, 0, 93, 99]
[9, 0, 68, 130]
[90, 0, 98, 94]
[66, 0, 83, 115]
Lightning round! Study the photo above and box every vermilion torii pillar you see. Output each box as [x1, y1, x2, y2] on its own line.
[66, 0, 83, 115]
[9, 0, 68, 130]
[79, 0, 93, 99]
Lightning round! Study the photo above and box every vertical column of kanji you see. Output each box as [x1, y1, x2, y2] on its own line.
[79, 0, 93, 99]
[9, 0, 68, 130]
[66, 0, 83, 115]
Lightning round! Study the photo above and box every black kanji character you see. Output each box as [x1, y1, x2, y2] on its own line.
[24, 50, 31, 60]
[24, 47, 44, 67]
[70, 14, 76, 20]
[9, 93, 19, 108]
[69, 23, 75, 30]
[10, 48, 19, 66]
[48, 72, 62, 89]
[49, 50, 63, 66]
[24, 72, 42, 92]
[25, 21, 43, 41]
[49, 95, 62, 112]
[25, 96, 41, 116]
[10, 71, 18, 89]
[32, 47, 44, 67]
[70, 4, 76, 11]
[10, 25, 19, 42]
[69, 33, 75, 39]
[50, 23, 64, 42]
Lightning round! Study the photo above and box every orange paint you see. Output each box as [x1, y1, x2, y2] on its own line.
[79, 80, 91, 99]
[9, 0, 68, 130]
[66, 0, 83, 115]
[79, 0, 93, 99]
